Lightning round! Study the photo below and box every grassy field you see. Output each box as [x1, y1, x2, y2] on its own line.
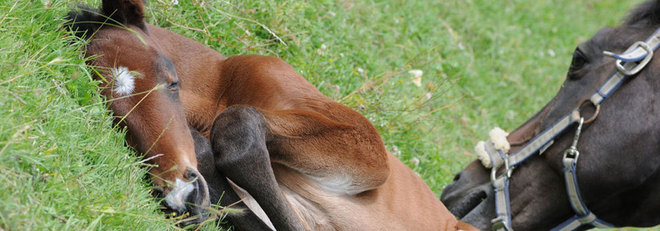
[0, 0, 650, 230]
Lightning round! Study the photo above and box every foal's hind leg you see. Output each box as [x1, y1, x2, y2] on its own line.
[210, 106, 305, 231]
[191, 129, 274, 231]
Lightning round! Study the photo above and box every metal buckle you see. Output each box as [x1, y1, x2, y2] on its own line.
[491, 155, 514, 183]
[491, 217, 511, 231]
[613, 41, 653, 76]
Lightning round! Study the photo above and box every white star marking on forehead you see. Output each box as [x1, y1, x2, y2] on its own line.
[111, 66, 136, 96]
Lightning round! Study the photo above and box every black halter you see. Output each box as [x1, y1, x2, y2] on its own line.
[477, 27, 660, 231]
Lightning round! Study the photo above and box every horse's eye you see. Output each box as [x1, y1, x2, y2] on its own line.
[167, 81, 179, 91]
[568, 48, 588, 79]
[570, 49, 588, 70]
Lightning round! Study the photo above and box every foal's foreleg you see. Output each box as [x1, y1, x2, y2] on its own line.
[191, 129, 273, 231]
[210, 106, 305, 231]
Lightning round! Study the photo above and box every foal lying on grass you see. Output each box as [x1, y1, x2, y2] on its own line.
[66, 0, 475, 230]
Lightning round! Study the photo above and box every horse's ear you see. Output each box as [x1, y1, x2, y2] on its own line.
[625, 0, 660, 26]
[102, 0, 147, 32]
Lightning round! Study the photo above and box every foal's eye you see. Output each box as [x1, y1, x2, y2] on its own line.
[167, 81, 179, 91]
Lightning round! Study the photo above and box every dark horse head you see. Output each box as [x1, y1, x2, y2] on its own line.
[65, 0, 210, 226]
[441, 0, 660, 230]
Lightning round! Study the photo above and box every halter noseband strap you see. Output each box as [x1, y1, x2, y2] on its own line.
[477, 27, 660, 231]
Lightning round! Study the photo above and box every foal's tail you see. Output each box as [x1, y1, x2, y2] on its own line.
[65, 0, 147, 39]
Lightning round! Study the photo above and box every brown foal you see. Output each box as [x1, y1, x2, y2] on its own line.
[66, 0, 475, 230]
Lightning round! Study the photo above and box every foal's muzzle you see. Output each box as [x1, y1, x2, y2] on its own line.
[155, 168, 211, 227]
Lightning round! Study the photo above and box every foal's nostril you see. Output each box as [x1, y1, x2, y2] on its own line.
[184, 168, 210, 207]
[152, 188, 165, 199]
[186, 169, 196, 179]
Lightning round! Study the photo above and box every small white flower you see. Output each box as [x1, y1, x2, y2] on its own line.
[357, 67, 364, 73]
[340, 53, 345, 58]
[391, 145, 401, 156]
[408, 69, 423, 77]
[506, 110, 515, 120]
[171, 0, 178, 5]
[317, 44, 328, 55]
[425, 93, 432, 100]
[409, 69, 423, 87]
[410, 157, 420, 167]
[245, 30, 251, 36]
[413, 77, 422, 87]
[328, 11, 336, 17]
[548, 49, 555, 57]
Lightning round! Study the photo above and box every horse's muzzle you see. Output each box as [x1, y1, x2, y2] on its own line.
[441, 161, 495, 230]
[155, 168, 211, 228]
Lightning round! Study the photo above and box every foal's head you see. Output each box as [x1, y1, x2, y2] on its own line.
[67, 0, 210, 225]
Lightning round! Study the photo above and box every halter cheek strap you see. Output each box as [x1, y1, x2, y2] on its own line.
[476, 26, 660, 231]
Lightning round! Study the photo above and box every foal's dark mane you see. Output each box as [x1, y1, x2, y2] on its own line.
[65, 6, 103, 39]
[625, 0, 660, 27]
[65, 0, 148, 39]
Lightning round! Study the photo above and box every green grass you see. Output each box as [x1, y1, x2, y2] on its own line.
[0, 0, 653, 230]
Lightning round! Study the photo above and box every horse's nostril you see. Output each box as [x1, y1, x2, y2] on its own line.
[477, 190, 487, 201]
[152, 188, 165, 198]
[453, 172, 462, 182]
[183, 168, 210, 207]
[186, 168, 199, 180]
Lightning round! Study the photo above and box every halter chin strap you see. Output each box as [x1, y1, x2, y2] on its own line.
[476, 26, 660, 231]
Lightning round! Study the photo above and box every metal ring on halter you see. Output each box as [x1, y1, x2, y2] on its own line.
[614, 41, 653, 76]
[578, 99, 600, 124]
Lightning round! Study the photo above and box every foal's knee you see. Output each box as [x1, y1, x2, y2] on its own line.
[210, 105, 268, 165]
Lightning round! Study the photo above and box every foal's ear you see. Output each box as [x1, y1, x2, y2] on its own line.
[102, 0, 148, 32]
